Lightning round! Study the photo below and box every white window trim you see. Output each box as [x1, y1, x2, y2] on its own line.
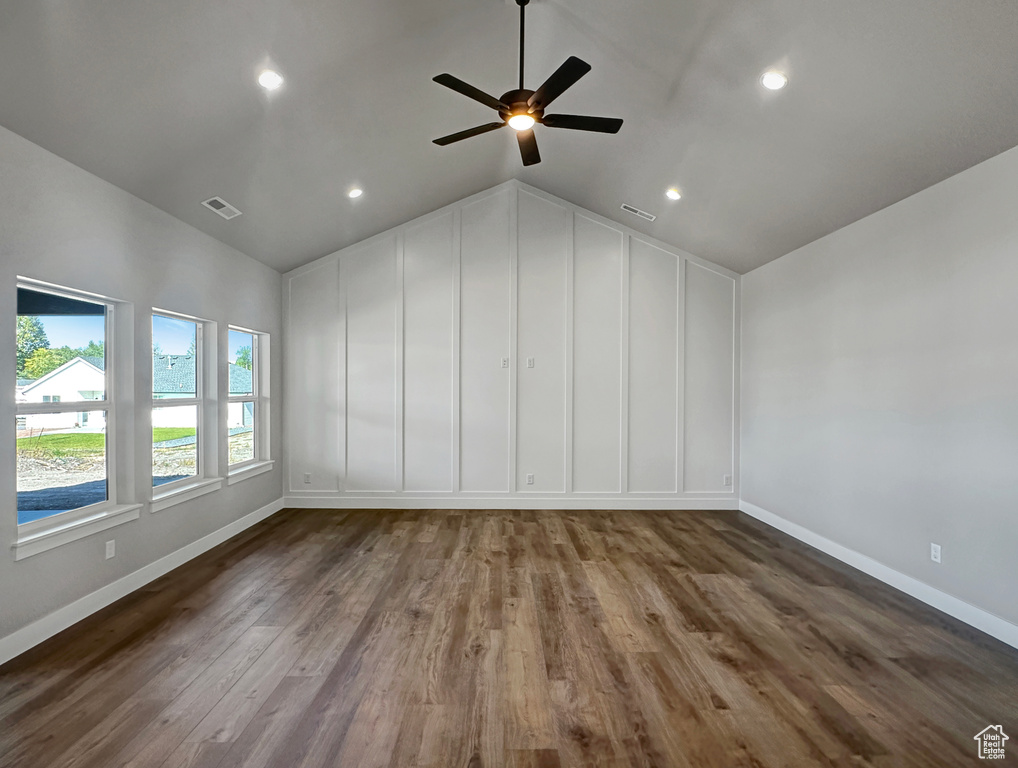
[15, 280, 128, 552]
[151, 477, 223, 513]
[227, 325, 269, 478]
[227, 459, 275, 485]
[14, 503, 142, 560]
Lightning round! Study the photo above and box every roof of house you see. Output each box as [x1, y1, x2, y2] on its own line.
[19, 353, 251, 397]
[153, 354, 252, 396]
[21, 355, 105, 393]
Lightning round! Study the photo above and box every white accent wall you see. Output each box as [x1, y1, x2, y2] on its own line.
[284, 182, 739, 509]
[741, 143, 1018, 629]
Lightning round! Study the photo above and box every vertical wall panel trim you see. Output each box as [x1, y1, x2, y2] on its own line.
[338, 260, 348, 491]
[620, 234, 631, 494]
[508, 188, 519, 494]
[452, 209, 463, 493]
[678, 258, 688, 493]
[395, 230, 406, 492]
[284, 279, 293, 490]
[731, 275, 741, 494]
[564, 211, 576, 494]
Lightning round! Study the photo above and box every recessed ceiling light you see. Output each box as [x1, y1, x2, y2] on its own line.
[761, 70, 788, 90]
[666, 188, 682, 201]
[508, 113, 536, 131]
[258, 70, 284, 91]
[348, 188, 364, 199]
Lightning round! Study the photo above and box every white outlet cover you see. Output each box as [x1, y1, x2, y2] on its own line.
[105, 540, 115, 559]
[931, 543, 942, 563]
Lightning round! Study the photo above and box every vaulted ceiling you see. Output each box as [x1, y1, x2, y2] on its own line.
[2, 0, 1017, 274]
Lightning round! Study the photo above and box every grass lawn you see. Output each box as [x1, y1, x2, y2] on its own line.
[17, 433, 105, 452]
[18, 428, 196, 456]
[152, 427, 197, 442]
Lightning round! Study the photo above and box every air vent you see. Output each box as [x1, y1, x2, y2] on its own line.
[621, 204, 656, 222]
[201, 197, 242, 220]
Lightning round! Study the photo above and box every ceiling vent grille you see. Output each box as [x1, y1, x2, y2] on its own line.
[620, 203, 656, 222]
[201, 196, 242, 220]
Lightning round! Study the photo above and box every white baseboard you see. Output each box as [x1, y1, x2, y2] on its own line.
[0, 498, 285, 667]
[739, 500, 1018, 650]
[283, 495, 740, 511]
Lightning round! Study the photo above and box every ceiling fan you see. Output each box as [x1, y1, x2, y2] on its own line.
[432, 0, 623, 166]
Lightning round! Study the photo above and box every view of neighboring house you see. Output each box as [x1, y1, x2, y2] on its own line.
[19, 354, 252, 433]
[19, 356, 106, 431]
[153, 353, 253, 430]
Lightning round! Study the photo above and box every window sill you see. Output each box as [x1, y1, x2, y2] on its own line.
[227, 460, 275, 486]
[13, 504, 142, 561]
[151, 477, 224, 513]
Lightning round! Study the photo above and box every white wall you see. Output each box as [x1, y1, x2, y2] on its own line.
[0, 124, 283, 645]
[284, 182, 739, 509]
[741, 144, 1018, 630]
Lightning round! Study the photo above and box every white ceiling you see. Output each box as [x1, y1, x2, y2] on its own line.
[2, 0, 1017, 274]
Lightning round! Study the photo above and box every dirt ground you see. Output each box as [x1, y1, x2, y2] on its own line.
[16, 454, 106, 492]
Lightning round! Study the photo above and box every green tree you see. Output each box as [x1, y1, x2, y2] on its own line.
[16, 316, 49, 376]
[235, 346, 252, 370]
[80, 340, 105, 360]
[24, 346, 77, 379]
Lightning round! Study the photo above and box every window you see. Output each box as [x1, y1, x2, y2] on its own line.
[15, 285, 111, 525]
[152, 312, 208, 492]
[227, 327, 266, 471]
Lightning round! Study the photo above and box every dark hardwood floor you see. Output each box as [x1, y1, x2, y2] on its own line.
[1, 509, 1015, 767]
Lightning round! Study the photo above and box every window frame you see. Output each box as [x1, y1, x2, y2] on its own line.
[14, 279, 140, 556]
[227, 325, 270, 479]
[150, 309, 220, 507]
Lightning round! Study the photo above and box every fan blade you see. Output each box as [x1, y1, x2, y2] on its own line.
[541, 114, 623, 134]
[527, 56, 591, 111]
[433, 122, 507, 146]
[433, 74, 507, 111]
[517, 128, 541, 166]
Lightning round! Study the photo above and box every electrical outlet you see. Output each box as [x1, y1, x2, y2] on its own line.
[930, 542, 941, 563]
[723, 475, 733, 487]
[526, 357, 535, 368]
[303, 472, 312, 484]
[105, 540, 116, 560]
[526, 473, 534, 485]
[500, 357, 509, 369]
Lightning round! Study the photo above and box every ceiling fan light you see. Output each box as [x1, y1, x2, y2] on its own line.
[508, 113, 536, 131]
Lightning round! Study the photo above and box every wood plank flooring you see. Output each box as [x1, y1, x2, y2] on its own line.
[1, 509, 1015, 767]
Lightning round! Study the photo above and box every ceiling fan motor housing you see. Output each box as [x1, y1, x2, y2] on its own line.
[499, 89, 542, 122]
